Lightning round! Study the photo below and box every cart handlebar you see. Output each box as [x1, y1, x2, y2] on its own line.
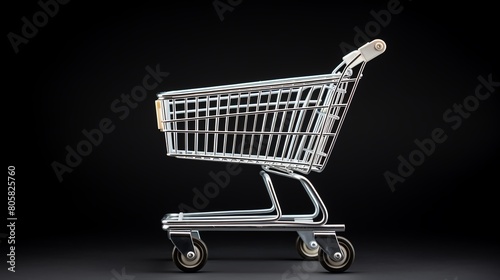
[342, 39, 386, 68]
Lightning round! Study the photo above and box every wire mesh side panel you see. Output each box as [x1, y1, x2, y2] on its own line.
[158, 75, 357, 173]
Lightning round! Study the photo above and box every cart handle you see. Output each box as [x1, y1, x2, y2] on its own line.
[342, 39, 386, 68]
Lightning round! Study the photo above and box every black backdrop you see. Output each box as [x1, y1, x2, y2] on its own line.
[5, 0, 499, 247]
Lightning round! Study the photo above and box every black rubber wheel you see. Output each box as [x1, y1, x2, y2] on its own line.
[318, 236, 355, 273]
[295, 236, 319, 260]
[172, 238, 208, 272]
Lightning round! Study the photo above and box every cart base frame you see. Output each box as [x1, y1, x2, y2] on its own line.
[161, 166, 354, 272]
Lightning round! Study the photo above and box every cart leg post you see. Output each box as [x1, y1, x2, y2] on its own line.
[169, 230, 195, 258]
[296, 230, 319, 260]
[192, 230, 201, 240]
[315, 232, 355, 272]
[314, 232, 341, 260]
[297, 230, 316, 249]
[169, 230, 208, 272]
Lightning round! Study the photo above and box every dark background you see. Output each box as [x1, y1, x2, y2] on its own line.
[3, 0, 499, 279]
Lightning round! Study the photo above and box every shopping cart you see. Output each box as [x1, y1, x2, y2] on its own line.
[155, 39, 386, 272]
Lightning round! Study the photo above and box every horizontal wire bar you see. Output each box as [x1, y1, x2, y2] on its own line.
[163, 104, 344, 122]
[160, 130, 336, 136]
[158, 75, 355, 98]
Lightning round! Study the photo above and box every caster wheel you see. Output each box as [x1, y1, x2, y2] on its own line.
[318, 236, 355, 273]
[295, 236, 319, 260]
[172, 238, 208, 272]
